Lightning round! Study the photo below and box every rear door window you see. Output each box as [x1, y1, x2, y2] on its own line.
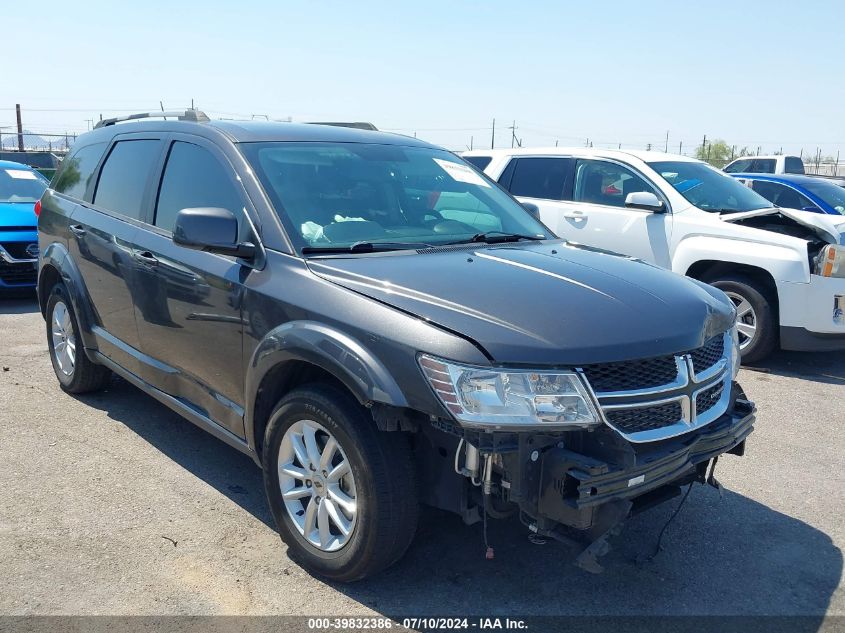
[506, 157, 571, 200]
[52, 143, 107, 201]
[94, 139, 162, 220]
[750, 159, 776, 173]
[154, 141, 245, 235]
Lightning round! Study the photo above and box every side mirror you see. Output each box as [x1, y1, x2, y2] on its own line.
[624, 191, 665, 213]
[522, 202, 540, 219]
[173, 207, 255, 259]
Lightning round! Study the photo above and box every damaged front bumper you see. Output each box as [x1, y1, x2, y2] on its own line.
[502, 396, 755, 535]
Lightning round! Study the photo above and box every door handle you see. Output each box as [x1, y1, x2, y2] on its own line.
[562, 210, 587, 220]
[133, 251, 159, 266]
[69, 224, 87, 236]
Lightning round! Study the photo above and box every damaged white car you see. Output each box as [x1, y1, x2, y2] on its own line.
[466, 149, 845, 361]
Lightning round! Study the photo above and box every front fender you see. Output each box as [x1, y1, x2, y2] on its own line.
[39, 242, 99, 350]
[673, 234, 809, 284]
[244, 320, 411, 450]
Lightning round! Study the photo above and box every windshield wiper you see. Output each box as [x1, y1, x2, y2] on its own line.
[301, 240, 435, 254]
[450, 231, 546, 245]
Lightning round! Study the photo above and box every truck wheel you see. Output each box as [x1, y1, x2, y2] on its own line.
[45, 284, 111, 393]
[710, 275, 777, 363]
[262, 385, 418, 582]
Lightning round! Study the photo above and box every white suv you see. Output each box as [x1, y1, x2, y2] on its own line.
[465, 148, 845, 362]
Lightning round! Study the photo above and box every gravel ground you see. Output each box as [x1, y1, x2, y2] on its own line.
[0, 294, 843, 621]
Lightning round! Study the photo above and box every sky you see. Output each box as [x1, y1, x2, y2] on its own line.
[2, 0, 844, 158]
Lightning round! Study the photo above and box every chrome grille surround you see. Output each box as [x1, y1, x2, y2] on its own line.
[578, 332, 733, 443]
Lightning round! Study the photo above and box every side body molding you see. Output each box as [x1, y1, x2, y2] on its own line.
[39, 242, 100, 352]
[244, 320, 411, 449]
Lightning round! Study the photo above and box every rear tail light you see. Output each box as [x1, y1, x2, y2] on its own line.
[34, 200, 41, 217]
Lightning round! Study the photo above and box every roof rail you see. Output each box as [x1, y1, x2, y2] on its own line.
[94, 109, 210, 129]
[308, 121, 378, 131]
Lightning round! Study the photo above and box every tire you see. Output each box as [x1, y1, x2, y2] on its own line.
[262, 384, 418, 582]
[710, 275, 777, 363]
[45, 283, 111, 393]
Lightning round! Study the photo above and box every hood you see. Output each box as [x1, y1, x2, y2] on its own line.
[307, 242, 735, 365]
[0, 201, 38, 230]
[721, 207, 845, 244]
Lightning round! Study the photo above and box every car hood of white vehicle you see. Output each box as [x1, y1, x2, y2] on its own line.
[720, 207, 845, 244]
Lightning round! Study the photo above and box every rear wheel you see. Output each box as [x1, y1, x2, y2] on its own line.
[263, 385, 418, 582]
[45, 284, 111, 393]
[710, 275, 777, 363]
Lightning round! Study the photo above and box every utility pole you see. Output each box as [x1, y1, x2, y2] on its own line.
[731, 145, 736, 160]
[508, 120, 518, 148]
[756, 146, 761, 156]
[701, 134, 707, 156]
[491, 118, 495, 149]
[15, 103, 24, 151]
[664, 130, 669, 153]
[469, 136, 473, 150]
[679, 141, 683, 154]
[85, 119, 94, 131]
[646, 143, 652, 151]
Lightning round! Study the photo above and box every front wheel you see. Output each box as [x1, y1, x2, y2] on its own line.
[710, 275, 777, 363]
[262, 385, 418, 582]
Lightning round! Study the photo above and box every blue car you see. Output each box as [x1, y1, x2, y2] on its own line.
[730, 172, 845, 216]
[0, 160, 48, 292]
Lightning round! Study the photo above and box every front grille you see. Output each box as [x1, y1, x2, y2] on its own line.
[696, 382, 724, 415]
[585, 332, 731, 442]
[690, 336, 724, 374]
[606, 401, 683, 434]
[1, 242, 37, 260]
[582, 355, 678, 393]
[0, 262, 37, 285]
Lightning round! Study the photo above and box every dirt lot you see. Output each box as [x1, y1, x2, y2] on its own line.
[1, 294, 843, 621]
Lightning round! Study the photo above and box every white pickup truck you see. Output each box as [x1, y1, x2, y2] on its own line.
[724, 154, 804, 175]
[464, 148, 845, 362]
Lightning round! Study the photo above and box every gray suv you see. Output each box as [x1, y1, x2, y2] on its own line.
[37, 111, 754, 581]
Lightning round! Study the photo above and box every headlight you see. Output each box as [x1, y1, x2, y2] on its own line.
[815, 245, 845, 278]
[418, 355, 602, 430]
[729, 324, 741, 378]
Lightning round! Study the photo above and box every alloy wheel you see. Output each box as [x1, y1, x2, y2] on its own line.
[51, 300, 76, 377]
[725, 291, 757, 351]
[277, 419, 358, 552]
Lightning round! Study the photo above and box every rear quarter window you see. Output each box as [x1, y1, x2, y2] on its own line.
[463, 155, 492, 171]
[52, 143, 107, 201]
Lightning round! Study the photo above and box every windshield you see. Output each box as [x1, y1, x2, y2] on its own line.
[649, 160, 771, 213]
[804, 180, 845, 215]
[0, 166, 48, 203]
[241, 142, 550, 252]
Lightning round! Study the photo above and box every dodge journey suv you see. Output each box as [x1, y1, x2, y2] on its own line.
[38, 111, 755, 580]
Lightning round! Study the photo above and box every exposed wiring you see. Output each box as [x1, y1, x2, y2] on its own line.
[642, 483, 695, 563]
